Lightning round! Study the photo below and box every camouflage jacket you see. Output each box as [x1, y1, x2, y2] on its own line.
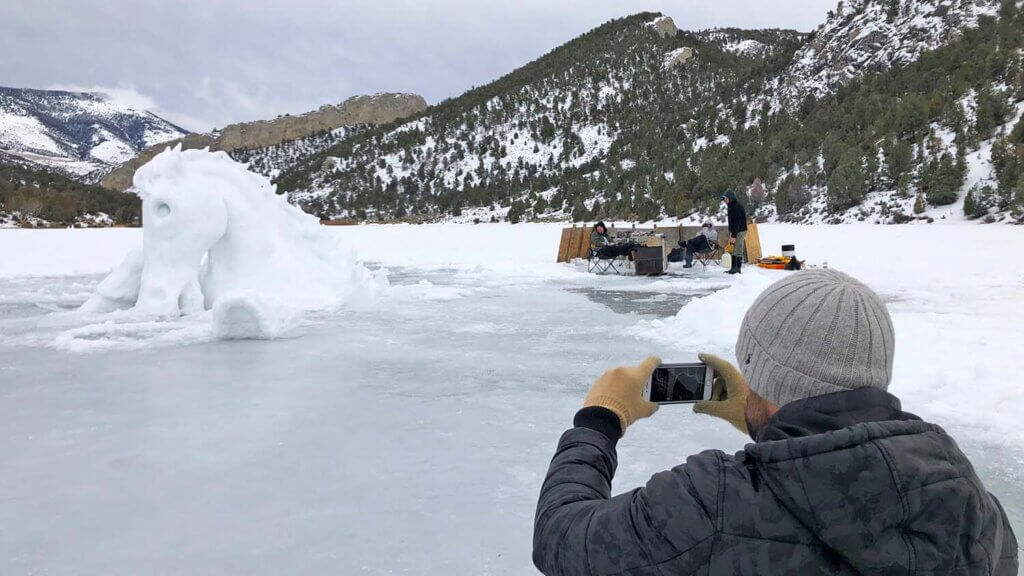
[591, 230, 613, 249]
[534, 389, 1018, 575]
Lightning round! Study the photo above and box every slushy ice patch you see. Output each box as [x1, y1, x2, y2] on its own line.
[75, 146, 385, 342]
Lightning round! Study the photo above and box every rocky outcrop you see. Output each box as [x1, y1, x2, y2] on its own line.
[646, 15, 679, 38]
[101, 93, 427, 191]
[663, 47, 695, 69]
[775, 0, 1002, 109]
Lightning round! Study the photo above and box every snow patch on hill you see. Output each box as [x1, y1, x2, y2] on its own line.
[777, 0, 1002, 107]
[0, 87, 187, 180]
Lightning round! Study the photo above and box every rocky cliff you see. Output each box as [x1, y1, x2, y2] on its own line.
[101, 93, 426, 191]
[774, 0, 1003, 108]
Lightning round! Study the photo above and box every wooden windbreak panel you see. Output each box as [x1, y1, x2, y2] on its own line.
[745, 220, 763, 262]
[556, 228, 574, 262]
[566, 227, 583, 261]
[679, 226, 699, 247]
[715, 228, 730, 248]
[577, 227, 592, 259]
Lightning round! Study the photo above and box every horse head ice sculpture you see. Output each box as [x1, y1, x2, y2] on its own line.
[83, 145, 380, 334]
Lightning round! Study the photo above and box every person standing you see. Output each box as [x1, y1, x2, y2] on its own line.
[722, 191, 747, 274]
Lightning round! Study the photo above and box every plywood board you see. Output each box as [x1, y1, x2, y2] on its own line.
[715, 228, 730, 248]
[556, 227, 573, 263]
[578, 227, 592, 259]
[566, 226, 582, 262]
[657, 226, 682, 247]
[745, 220, 763, 262]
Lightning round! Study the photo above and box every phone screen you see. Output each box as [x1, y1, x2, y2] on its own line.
[648, 364, 709, 403]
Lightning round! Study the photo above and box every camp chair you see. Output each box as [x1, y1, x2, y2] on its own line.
[691, 241, 722, 270]
[588, 248, 626, 274]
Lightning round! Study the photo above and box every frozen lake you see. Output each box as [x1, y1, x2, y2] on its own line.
[1, 224, 1022, 575]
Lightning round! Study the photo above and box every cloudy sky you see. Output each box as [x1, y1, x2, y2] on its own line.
[3, 0, 834, 132]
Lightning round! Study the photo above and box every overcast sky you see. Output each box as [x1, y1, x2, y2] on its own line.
[2, 0, 834, 132]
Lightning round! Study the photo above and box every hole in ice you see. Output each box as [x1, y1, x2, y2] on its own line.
[567, 287, 724, 318]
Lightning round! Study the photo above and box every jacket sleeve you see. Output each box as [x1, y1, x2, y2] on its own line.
[533, 426, 720, 576]
[991, 493, 1019, 575]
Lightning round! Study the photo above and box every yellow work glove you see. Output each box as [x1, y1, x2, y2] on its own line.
[584, 356, 661, 434]
[693, 353, 750, 435]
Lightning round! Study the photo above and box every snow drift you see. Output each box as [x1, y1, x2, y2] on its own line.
[81, 146, 383, 337]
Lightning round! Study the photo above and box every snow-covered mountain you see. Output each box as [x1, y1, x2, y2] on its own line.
[276, 14, 807, 221]
[99, 93, 425, 191]
[0, 87, 187, 182]
[277, 1, 1024, 224]
[775, 0, 1003, 108]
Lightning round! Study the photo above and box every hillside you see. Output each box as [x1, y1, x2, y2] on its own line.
[276, 13, 805, 221]
[100, 93, 426, 191]
[774, 0, 1004, 108]
[0, 161, 139, 228]
[0, 87, 187, 182]
[277, 1, 1024, 224]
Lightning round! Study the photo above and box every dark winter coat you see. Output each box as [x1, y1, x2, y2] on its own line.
[533, 388, 1018, 576]
[591, 222, 612, 249]
[724, 191, 748, 236]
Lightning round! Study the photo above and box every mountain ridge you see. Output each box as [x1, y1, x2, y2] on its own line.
[276, 2, 1024, 224]
[100, 93, 427, 191]
[0, 87, 188, 182]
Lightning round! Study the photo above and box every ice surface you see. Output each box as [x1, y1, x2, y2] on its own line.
[0, 223, 1022, 575]
[80, 146, 383, 337]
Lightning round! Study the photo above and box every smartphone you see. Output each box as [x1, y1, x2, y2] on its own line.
[643, 362, 715, 404]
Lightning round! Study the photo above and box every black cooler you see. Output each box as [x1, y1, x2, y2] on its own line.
[634, 246, 665, 276]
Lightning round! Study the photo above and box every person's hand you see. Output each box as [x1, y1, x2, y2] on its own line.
[729, 236, 736, 244]
[583, 356, 660, 434]
[693, 353, 749, 435]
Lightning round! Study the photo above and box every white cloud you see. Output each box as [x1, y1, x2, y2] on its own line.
[45, 83, 212, 132]
[8, 0, 836, 130]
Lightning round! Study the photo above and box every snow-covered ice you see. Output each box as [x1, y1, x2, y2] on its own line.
[0, 223, 1022, 575]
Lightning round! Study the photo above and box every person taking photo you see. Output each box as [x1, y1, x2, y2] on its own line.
[533, 269, 1018, 576]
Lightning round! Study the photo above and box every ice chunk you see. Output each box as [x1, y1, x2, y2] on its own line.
[212, 292, 302, 340]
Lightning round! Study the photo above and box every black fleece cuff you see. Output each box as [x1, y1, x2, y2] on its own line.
[574, 407, 623, 443]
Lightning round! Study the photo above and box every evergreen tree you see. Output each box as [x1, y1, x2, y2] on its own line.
[924, 153, 962, 206]
[827, 156, 868, 212]
[963, 188, 978, 218]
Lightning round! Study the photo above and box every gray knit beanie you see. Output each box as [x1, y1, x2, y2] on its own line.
[735, 269, 895, 408]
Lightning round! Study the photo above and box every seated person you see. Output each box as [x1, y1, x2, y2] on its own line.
[591, 221, 640, 260]
[678, 221, 718, 268]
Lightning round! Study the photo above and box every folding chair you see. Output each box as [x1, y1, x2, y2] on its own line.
[692, 241, 723, 271]
[587, 248, 625, 275]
